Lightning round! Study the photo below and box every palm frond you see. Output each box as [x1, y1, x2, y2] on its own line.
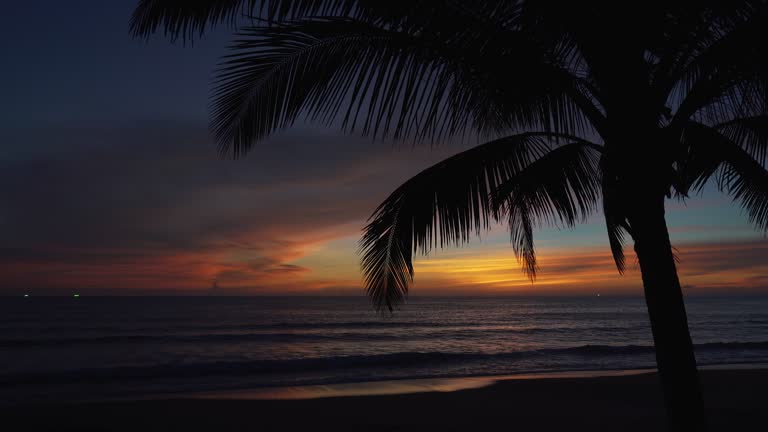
[668, 7, 768, 126]
[599, 155, 629, 273]
[650, 2, 759, 102]
[130, 1, 523, 40]
[674, 122, 733, 195]
[494, 140, 602, 277]
[719, 142, 768, 232]
[359, 132, 581, 312]
[131, 0, 259, 40]
[604, 207, 629, 273]
[675, 121, 768, 231]
[132, 2, 602, 154]
[716, 115, 768, 165]
[130, 0, 362, 40]
[212, 17, 597, 157]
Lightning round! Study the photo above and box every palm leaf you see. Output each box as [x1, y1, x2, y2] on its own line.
[604, 205, 630, 273]
[133, 2, 604, 154]
[131, 0, 259, 40]
[130, 0, 361, 40]
[668, 7, 768, 126]
[650, 3, 759, 101]
[719, 142, 768, 232]
[599, 155, 630, 273]
[212, 17, 597, 157]
[716, 115, 768, 165]
[494, 140, 603, 277]
[130, 1, 523, 40]
[674, 123, 726, 195]
[359, 132, 581, 312]
[676, 121, 768, 231]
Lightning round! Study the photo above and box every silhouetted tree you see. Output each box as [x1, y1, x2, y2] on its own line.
[132, 1, 768, 430]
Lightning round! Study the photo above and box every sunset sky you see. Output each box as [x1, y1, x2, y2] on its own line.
[1, 1, 766, 296]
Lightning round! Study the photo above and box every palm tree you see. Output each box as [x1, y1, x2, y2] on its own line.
[132, 1, 768, 430]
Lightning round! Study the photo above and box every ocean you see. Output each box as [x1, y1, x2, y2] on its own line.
[2, 295, 767, 404]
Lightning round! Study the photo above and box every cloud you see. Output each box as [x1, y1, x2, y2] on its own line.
[401, 239, 768, 295]
[0, 122, 461, 293]
[0, 122, 765, 295]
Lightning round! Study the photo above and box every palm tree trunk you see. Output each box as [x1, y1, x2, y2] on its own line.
[628, 193, 706, 432]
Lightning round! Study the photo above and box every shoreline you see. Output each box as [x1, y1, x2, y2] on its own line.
[186, 367, 657, 401]
[7, 362, 767, 408]
[181, 362, 768, 401]
[5, 367, 767, 431]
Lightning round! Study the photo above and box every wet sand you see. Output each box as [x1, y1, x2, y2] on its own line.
[5, 368, 767, 431]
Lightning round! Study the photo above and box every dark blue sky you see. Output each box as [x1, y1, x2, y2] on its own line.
[0, 1, 461, 294]
[2, 1, 224, 129]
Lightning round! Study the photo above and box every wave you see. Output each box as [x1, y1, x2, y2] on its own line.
[6, 316, 768, 337]
[0, 332, 400, 347]
[0, 318, 653, 334]
[0, 325, 651, 348]
[4, 341, 768, 386]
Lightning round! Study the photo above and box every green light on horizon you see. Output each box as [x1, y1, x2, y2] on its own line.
[73, 294, 80, 298]
[23, 294, 29, 298]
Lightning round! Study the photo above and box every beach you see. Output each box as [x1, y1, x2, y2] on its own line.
[5, 368, 766, 432]
[4, 297, 767, 430]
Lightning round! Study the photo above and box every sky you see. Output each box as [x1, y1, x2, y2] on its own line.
[0, 1, 766, 296]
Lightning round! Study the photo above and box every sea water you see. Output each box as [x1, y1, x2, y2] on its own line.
[1, 295, 767, 403]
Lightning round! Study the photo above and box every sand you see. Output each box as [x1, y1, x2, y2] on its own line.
[4, 368, 766, 431]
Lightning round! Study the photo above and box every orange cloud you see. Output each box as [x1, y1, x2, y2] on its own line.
[2, 206, 766, 298]
[200, 236, 764, 297]
[290, 239, 768, 296]
[2, 238, 766, 296]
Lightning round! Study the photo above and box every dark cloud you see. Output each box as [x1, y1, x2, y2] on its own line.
[2, 122, 764, 294]
[264, 264, 308, 274]
[0, 122, 461, 292]
[676, 241, 768, 275]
